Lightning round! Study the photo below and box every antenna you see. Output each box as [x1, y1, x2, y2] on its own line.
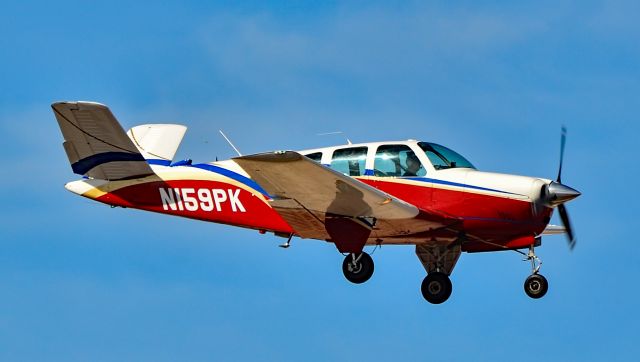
[317, 131, 352, 145]
[219, 130, 242, 156]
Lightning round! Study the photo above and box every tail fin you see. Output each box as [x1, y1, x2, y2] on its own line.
[52, 101, 154, 180]
[127, 124, 187, 166]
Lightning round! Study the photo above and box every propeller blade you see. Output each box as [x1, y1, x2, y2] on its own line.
[557, 126, 567, 183]
[557, 204, 576, 250]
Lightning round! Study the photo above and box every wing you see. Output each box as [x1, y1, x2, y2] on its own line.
[234, 151, 451, 246]
[234, 151, 418, 218]
[52, 101, 154, 180]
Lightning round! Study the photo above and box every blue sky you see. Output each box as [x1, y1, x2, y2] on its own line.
[1, 0, 638, 360]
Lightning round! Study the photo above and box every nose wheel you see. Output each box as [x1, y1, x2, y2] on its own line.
[522, 244, 549, 299]
[524, 273, 548, 299]
[342, 252, 374, 284]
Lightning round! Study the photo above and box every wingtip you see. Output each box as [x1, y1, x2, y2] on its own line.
[51, 101, 108, 110]
[51, 101, 69, 110]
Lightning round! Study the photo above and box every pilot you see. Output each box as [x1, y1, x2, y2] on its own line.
[404, 152, 421, 177]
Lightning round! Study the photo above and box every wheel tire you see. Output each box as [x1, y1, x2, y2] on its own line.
[421, 272, 452, 304]
[524, 273, 548, 299]
[342, 252, 374, 284]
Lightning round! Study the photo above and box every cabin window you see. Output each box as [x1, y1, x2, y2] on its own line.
[374, 144, 426, 177]
[418, 142, 475, 170]
[330, 147, 367, 176]
[304, 152, 323, 163]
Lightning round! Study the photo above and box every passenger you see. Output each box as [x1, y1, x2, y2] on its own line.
[404, 152, 422, 177]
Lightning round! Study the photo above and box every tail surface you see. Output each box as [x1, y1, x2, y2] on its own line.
[127, 124, 187, 166]
[52, 101, 154, 180]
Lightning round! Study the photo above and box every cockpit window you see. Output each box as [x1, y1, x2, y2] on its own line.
[374, 144, 426, 177]
[304, 152, 323, 163]
[418, 142, 475, 170]
[331, 147, 367, 176]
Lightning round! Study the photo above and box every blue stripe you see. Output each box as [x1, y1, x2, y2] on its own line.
[364, 172, 517, 195]
[147, 159, 171, 166]
[190, 163, 270, 196]
[409, 177, 518, 195]
[170, 159, 192, 167]
[71, 152, 146, 175]
[186, 165, 517, 199]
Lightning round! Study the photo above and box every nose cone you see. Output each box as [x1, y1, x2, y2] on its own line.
[547, 181, 581, 206]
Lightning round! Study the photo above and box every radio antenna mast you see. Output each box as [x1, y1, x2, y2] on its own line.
[317, 131, 352, 145]
[219, 130, 242, 156]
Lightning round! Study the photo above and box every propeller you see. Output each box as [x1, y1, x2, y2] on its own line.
[557, 203, 576, 250]
[557, 126, 566, 183]
[546, 126, 580, 250]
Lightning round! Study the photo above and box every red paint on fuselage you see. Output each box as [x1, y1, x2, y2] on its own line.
[96, 180, 293, 233]
[361, 178, 552, 245]
[95, 174, 551, 252]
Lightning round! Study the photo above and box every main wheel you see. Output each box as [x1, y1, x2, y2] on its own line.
[524, 273, 548, 299]
[342, 252, 374, 284]
[421, 272, 452, 304]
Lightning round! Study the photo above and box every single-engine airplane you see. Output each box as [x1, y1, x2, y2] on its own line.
[52, 101, 581, 304]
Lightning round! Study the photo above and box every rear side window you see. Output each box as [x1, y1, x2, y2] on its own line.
[330, 147, 368, 176]
[304, 152, 323, 163]
[374, 144, 426, 177]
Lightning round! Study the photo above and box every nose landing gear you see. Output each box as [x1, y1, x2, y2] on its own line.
[523, 244, 548, 299]
[524, 273, 548, 299]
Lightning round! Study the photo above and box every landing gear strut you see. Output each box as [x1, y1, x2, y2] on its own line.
[342, 252, 374, 284]
[523, 244, 548, 299]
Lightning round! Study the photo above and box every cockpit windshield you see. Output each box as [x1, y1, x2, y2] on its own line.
[418, 142, 476, 170]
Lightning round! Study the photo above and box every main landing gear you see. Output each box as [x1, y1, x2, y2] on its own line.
[342, 252, 374, 284]
[338, 243, 550, 302]
[416, 244, 461, 304]
[523, 244, 548, 299]
[421, 272, 452, 304]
